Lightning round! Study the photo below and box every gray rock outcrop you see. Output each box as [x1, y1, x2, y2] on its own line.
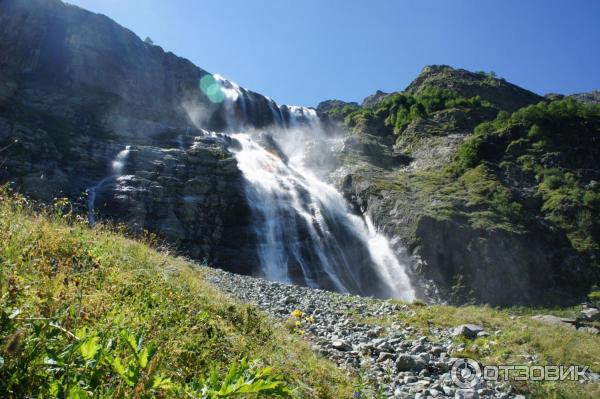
[0, 0, 283, 273]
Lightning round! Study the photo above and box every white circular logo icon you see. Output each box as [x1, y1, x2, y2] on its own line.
[451, 358, 482, 388]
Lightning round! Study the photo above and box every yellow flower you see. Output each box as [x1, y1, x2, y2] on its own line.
[291, 309, 303, 318]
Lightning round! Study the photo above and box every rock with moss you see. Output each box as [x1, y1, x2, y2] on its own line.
[362, 90, 390, 108]
[405, 65, 543, 112]
[332, 72, 600, 306]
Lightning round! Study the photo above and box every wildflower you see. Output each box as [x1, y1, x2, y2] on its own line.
[291, 309, 303, 318]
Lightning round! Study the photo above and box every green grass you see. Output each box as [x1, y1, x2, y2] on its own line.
[350, 302, 600, 399]
[360, 162, 526, 235]
[0, 188, 355, 398]
[453, 98, 600, 254]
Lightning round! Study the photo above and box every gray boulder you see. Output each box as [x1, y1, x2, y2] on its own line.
[579, 308, 600, 322]
[452, 324, 485, 339]
[395, 354, 426, 372]
[578, 326, 600, 335]
[331, 340, 352, 351]
[455, 389, 479, 399]
[531, 315, 576, 328]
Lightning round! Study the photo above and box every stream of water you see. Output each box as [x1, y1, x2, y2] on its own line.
[87, 145, 131, 225]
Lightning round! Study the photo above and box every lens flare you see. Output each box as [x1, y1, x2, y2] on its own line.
[199, 74, 225, 103]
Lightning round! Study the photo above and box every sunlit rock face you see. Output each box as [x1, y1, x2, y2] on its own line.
[404, 65, 544, 112]
[1, 0, 203, 141]
[0, 0, 282, 271]
[0, 0, 282, 143]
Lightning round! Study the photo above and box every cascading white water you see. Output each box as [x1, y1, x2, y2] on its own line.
[231, 132, 415, 300]
[267, 97, 285, 128]
[87, 145, 131, 224]
[364, 217, 416, 297]
[200, 73, 416, 300]
[111, 145, 130, 175]
[87, 176, 111, 225]
[233, 134, 341, 289]
[287, 105, 321, 128]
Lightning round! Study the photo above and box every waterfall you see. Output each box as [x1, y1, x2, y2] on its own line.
[87, 145, 131, 225]
[176, 126, 192, 151]
[287, 105, 321, 128]
[231, 133, 415, 300]
[111, 145, 131, 175]
[364, 217, 415, 296]
[239, 90, 249, 123]
[267, 97, 285, 127]
[202, 74, 416, 300]
[87, 176, 112, 225]
[214, 74, 246, 131]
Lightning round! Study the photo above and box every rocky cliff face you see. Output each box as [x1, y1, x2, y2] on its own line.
[93, 133, 259, 273]
[570, 90, 600, 105]
[0, 0, 279, 140]
[0, 0, 283, 273]
[329, 66, 599, 305]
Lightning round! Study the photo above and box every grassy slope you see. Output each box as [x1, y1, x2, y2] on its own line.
[0, 189, 354, 398]
[1, 188, 599, 398]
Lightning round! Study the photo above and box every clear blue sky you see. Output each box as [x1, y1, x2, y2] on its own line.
[67, 0, 600, 107]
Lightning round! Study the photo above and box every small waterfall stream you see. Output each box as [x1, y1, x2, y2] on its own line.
[87, 145, 131, 224]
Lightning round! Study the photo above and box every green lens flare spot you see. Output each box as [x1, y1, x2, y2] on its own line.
[199, 74, 216, 92]
[199, 74, 225, 103]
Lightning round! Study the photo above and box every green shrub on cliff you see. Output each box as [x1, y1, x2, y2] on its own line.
[453, 98, 600, 253]
[455, 135, 485, 171]
[345, 87, 494, 138]
[328, 104, 360, 119]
